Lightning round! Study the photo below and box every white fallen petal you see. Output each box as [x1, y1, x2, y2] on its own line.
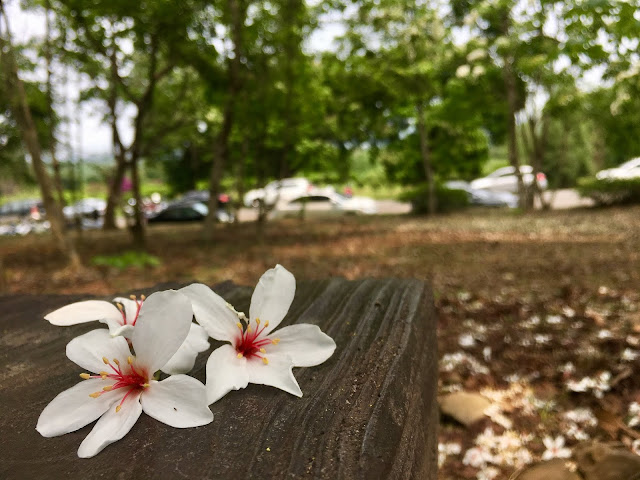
[141, 376, 213, 428]
[161, 323, 210, 375]
[45, 300, 123, 330]
[77, 391, 143, 458]
[249, 264, 296, 334]
[245, 352, 302, 397]
[178, 283, 240, 342]
[132, 290, 193, 373]
[273, 324, 336, 367]
[66, 330, 132, 374]
[205, 344, 250, 404]
[36, 379, 120, 437]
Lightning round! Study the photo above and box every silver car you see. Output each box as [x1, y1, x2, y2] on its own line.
[243, 178, 313, 208]
[596, 157, 640, 180]
[470, 166, 548, 193]
[269, 189, 377, 219]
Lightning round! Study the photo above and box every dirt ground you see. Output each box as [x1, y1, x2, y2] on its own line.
[2, 205, 640, 478]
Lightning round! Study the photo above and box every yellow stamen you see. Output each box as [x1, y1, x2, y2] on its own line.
[272, 338, 280, 345]
[116, 405, 122, 413]
[237, 353, 243, 358]
[264, 320, 269, 327]
[89, 392, 101, 398]
[117, 303, 124, 311]
[236, 322, 243, 330]
[103, 385, 113, 391]
[262, 357, 269, 365]
[129, 295, 136, 300]
[140, 294, 146, 301]
[142, 383, 150, 388]
[127, 356, 134, 365]
[247, 326, 252, 333]
[102, 356, 110, 364]
[256, 318, 261, 325]
[79, 373, 91, 380]
[113, 358, 120, 366]
[260, 348, 266, 353]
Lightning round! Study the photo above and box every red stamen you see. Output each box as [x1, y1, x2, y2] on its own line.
[132, 300, 143, 326]
[235, 319, 272, 359]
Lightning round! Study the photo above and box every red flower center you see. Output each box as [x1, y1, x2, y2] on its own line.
[235, 318, 279, 364]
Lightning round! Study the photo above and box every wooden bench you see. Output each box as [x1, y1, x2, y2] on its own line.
[0, 278, 438, 479]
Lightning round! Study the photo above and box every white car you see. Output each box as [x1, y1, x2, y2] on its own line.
[62, 198, 107, 219]
[243, 178, 313, 208]
[269, 189, 377, 219]
[470, 166, 548, 193]
[595, 157, 640, 180]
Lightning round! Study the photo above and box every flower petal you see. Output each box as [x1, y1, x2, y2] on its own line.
[245, 352, 302, 397]
[66, 329, 132, 374]
[249, 264, 296, 334]
[45, 301, 123, 334]
[77, 390, 142, 458]
[271, 324, 336, 367]
[140, 375, 213, 428]
[161, 323, 211, 375]
[36, 379, 120, 437]
[178, 283, 240, 342]
[205, 344, 250, 404]
[111, 324, 135, 339]
[113, 297, 140, 325]
[131, 290, 193, 374]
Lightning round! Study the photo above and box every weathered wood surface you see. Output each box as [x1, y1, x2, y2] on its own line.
[0, 278, 438, 479]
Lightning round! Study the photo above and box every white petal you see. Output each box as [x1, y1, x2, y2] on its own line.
[178, 283, 240, 342]
[45, 301, 123, 333]
[205, 344, 250, 404]
[77, 390, 142, 458]
[161, 323, 210, 374]
[271, 324, 336, 367]
[111, 324, 135, 339]
[249, 264, 296, 334]
[66, 329, 132, 374]
[140, 376, 213, 428]
[113, 297, 140, 325]
[245, 352, 302, 397]
[36, 379, 120, 437]
[131, 290, 193, 374]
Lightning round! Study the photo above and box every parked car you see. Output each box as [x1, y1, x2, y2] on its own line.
[470, 166, 548, 193]
[244, 178, 313, 208]
[0, 199, 44, 220]
[444, 181, 518, 208]
[595, 157, 640, 180]
[63, 198, 107, 220]
[269, 188, 377, 219]
[147, 201, 234, 224]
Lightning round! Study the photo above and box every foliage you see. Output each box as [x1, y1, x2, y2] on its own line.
[577, 177, 640, 206]
[91, 251, 161, 270]
[399, 183, 469, 214]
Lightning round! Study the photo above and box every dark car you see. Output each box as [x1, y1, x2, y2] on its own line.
[147, 201, 234, 224]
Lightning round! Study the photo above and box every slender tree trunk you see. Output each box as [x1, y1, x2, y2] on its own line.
[44, 0, 65, 206]
[203, 0, 245, 237]
[129, 158, 146, 248]
[416, 103, 436, 215]
[0, 3, 80, 268]
[503, 60, 527, 210]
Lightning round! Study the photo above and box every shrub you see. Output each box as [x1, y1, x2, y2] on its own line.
[91, 251, 161, 270]
[577, 177, 640, 206]
[399, 183, 469, 214]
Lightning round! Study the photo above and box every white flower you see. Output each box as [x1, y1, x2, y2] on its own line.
[622, 348, 640, 361]
[541, 436, 571, 460]
[477, 466, 500, 480]
[459, 333, 476, 347]
[180, 265, 336, 404]
[36, 291, 213, 458]
[44, 294, 209, 375]
[463, 446, 492, 468]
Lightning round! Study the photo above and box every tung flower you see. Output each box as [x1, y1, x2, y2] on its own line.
[180, 265, 336, 404]
[36, 290, 213, 458]
[44, 294, 209, 375]
[541, 435, 571, 460]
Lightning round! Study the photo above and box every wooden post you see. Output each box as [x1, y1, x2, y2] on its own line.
[0, 278, 438, 479]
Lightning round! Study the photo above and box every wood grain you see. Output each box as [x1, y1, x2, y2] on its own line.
[0, 278, 437, 479]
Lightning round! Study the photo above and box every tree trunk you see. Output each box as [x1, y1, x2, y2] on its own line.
[416, 103, 436, 215]
[129, 158, 146, 248]
[44, 0, 65, 207]
[0, 3, 81, 269]
[503, 60, 527, 210]
[203, 0, 245, 238]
